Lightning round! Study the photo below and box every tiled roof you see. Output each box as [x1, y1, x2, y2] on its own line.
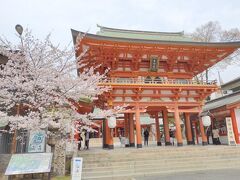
[96, 25, 193, 42]
[203, 91, 240, 111]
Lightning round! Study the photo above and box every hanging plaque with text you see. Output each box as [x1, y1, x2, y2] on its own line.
[150, 56, 159, 72]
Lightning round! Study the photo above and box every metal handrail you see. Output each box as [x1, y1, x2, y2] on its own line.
[99, 78, 217, 85]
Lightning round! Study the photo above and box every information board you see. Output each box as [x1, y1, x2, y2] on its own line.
[5, 153, 52, 175]
[28, 130, 46, 153]
[72, 157, 83, 180]
[226, 117, 236, 146]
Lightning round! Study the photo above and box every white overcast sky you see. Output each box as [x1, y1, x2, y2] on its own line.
[1, 0, 240, 82]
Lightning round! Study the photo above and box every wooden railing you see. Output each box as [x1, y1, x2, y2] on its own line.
[99, 78, 217, 86]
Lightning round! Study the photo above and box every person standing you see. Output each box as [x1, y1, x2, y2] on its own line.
[206, 126, 212, 144]
[78, 133, 83, 150]
[144, 128, 149, 146]
[170, 129, 175, 146]
[84, 130, 90, 150]
[212, 127, 221, 145]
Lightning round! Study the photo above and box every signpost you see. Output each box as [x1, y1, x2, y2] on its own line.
[72, 157, 83, 180]
[5, 153, 52, 179]
[226, 117, 236, 146]
[28, 130, 46, 153]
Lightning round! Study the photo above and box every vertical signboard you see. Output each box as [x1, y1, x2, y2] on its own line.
[28, 130, 46, 153]
[72, 157, 83, 180]
[226, 117, 236, 146]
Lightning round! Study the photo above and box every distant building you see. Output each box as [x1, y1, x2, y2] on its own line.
[203, 77, 240, 144]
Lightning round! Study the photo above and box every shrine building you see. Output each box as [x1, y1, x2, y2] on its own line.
[71, 25, 240, 149]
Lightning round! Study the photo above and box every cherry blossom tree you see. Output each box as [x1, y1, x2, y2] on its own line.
[0, 29, 110, 135]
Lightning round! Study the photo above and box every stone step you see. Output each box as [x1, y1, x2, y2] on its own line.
[80, 153, 240, 163]
[82, 156, 240, 169]
[82, 162, 240, 179]
[80, 146, 240, 179]
[78, 147, 240, 157]
[82, 157, 240, 170]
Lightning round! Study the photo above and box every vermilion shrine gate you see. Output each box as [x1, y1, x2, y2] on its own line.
[71, 25, 240, 149]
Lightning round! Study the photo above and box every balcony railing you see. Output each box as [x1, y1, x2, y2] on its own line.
[99, 78, 217, 86]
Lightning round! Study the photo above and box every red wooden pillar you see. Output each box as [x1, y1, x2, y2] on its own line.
[163, 110, 171, 145]
[124, 113, 129, 139]
[124, 113, 130, 147]
[114, 127, 117, 137]
[155, 112, 161, 146]
[185, 113, 194, 145]
[230, 108, 239, 144]
[129, 113, 135, 147]
[135, 106, 142, 148]
[98, 127, 101, 138]
[174, 107, 183, 146]
[199, 117, 208, 146]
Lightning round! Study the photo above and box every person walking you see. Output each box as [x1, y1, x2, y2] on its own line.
[84, 130, 90, 149]
[144, 128, 149, 146]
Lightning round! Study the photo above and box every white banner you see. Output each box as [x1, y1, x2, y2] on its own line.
[226, 117, 236, 146]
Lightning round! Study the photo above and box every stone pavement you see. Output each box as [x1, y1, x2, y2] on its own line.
[134, 169, 240, 180]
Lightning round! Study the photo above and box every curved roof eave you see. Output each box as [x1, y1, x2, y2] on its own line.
[71, 29, 240, 48]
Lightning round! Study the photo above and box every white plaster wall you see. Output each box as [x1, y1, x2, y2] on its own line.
[189, 91, 197, 95]
[161, 98, 172, 102]
[140, 97, 151, 102]
[114, 97, 122, 102]
[142, 90, 153, 94]
[188, 98, 196, 102]
[158, 68, 165, 72]
[161, 90, 172, 94]
[125, 90, 134, 94]
[180, 91, 187, 95]
[127, 54, 132, 58]
[119, 53, 124, 58]
[115, 90, 123, 94]
[179, 98, 186, 102]
[139, 68, 148, 71]
[116, 67, 123, 71]
[125, 97, 134, 102]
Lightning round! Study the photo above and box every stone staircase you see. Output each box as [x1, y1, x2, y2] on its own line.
[78, 145, 240, 180]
